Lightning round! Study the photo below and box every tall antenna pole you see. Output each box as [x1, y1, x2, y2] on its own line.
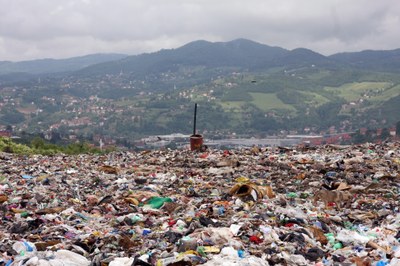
[193, 103, 197, 135]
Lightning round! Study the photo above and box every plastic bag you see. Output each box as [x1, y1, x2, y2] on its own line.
[51, 250, 90, 266]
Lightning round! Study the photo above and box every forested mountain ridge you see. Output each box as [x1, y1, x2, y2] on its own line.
[0, 53, 127, 75]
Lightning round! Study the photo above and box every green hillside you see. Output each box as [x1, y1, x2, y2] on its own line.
[325, 82, 393, 101]
[1, 39, 400, 143]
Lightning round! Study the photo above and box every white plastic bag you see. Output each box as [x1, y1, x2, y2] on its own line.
[336, 229, 371, 246]
[50, 250, 90, 266]
[109, 257, 134, 266]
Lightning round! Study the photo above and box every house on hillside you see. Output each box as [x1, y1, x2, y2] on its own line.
[0, 131, 11, 137]
[389, 127, 396, 137]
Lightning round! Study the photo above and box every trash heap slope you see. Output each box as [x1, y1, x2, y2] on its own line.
[0, 142, 400, 265]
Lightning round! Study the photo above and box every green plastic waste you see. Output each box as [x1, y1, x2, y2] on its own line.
[325, 232, 343, 250]
[131, 215, 142, 223]
[384, 193, 394, 198]
[333, 242, 343, 250]
[286, 192, 297, 198]
[144, 197, 173, 209]
[344, 221, 353, 230]
[325, 233, 335, 244]
[299, 192, 309, 199]
[197, 246, 206, 257]
[0, 176, 6, 183]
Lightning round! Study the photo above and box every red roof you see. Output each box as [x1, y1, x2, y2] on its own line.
[0, 131, 11, 137]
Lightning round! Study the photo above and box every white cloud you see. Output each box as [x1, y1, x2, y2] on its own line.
[0, 0, 399, 60]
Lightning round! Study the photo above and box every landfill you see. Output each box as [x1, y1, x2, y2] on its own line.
[0, 141, 400, 265]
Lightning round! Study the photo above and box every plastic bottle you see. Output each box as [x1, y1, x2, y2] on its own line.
[237, 249, 245, 258]
[314, 221, 322, 229]
[376, 260, 388, 266]
[142, 229, 151, 236]
[12, 241, 36, 256]
[322, 258, 332, 266]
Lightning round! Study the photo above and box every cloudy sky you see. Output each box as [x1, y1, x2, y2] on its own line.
[1, 0, 399, 61]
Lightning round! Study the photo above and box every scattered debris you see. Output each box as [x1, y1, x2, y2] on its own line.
[0, 142, 399, 265]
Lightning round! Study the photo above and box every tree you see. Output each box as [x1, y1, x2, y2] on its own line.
[31, 137, 45, 149]
[381, 128, 390, 140]
[0, 109, 25, 124]
[396, 121, 400, 136]
[352, 130, 367, 144]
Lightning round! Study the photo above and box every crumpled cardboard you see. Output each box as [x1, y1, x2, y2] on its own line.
[229, 182, 275, 201]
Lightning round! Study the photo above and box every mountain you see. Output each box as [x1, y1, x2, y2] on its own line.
[2, 40, 400, 77]
[330, 49, 400, 72]
[176, 38, 289, 68]
[0, 53, 128, 75]
[1, 39, 400, 144]
[273, 48, 339, 68]
[76, 39, 356, 80]
[4, 39, 399, 78]
[77, 39, 289, 76]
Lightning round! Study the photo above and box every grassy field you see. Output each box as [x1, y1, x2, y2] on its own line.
[249, 92, 296, 112]
[298, 91, 330, 107]
[220, 101, 246, 110]
[368, 84, 400, 103]
[115, 98, 145, 107]
[306, 70, 332, 80]
[17, 106, 37, 114]
[324, 82, 392, 102]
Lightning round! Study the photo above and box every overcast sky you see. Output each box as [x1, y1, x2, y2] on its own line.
[0, 0, 399, 61]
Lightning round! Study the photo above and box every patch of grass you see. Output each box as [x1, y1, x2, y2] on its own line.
[0, 136, 105, 155]
[306, 70, 332, 80]
[219, 101, 246, 111]
[115, 99, 137, 107]
[325, 82, 392, 102]
[298, 91, 330, 107]
[249, 92, 296, 112]
[17, 105, 37, 115]
[368, 84, 400, 103]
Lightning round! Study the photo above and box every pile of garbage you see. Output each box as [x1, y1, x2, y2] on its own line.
[0, 141, 400, 265]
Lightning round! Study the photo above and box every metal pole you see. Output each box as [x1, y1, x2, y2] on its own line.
[193, 103, 197, 135]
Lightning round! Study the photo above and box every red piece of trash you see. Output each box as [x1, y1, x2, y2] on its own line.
[168, 219, 177, 226]
[284, 223, 295, 228]
[249, 235, 263, 244]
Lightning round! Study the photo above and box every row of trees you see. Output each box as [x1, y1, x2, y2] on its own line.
[0, 135, 106, 155]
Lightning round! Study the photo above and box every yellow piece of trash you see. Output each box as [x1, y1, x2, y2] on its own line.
[176, 250, 198, 260]
[37, 175, 49, 182]
[183, 250, 198, 255]
[156, 256, 180, 266]
[124, 197, 139, 205]
[70, 198, 82, 204]
[11, 208, 26, 213]
[235, 176, 250, 183]
[204, 246, 220, 253]
[92, 231, 102, 237]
